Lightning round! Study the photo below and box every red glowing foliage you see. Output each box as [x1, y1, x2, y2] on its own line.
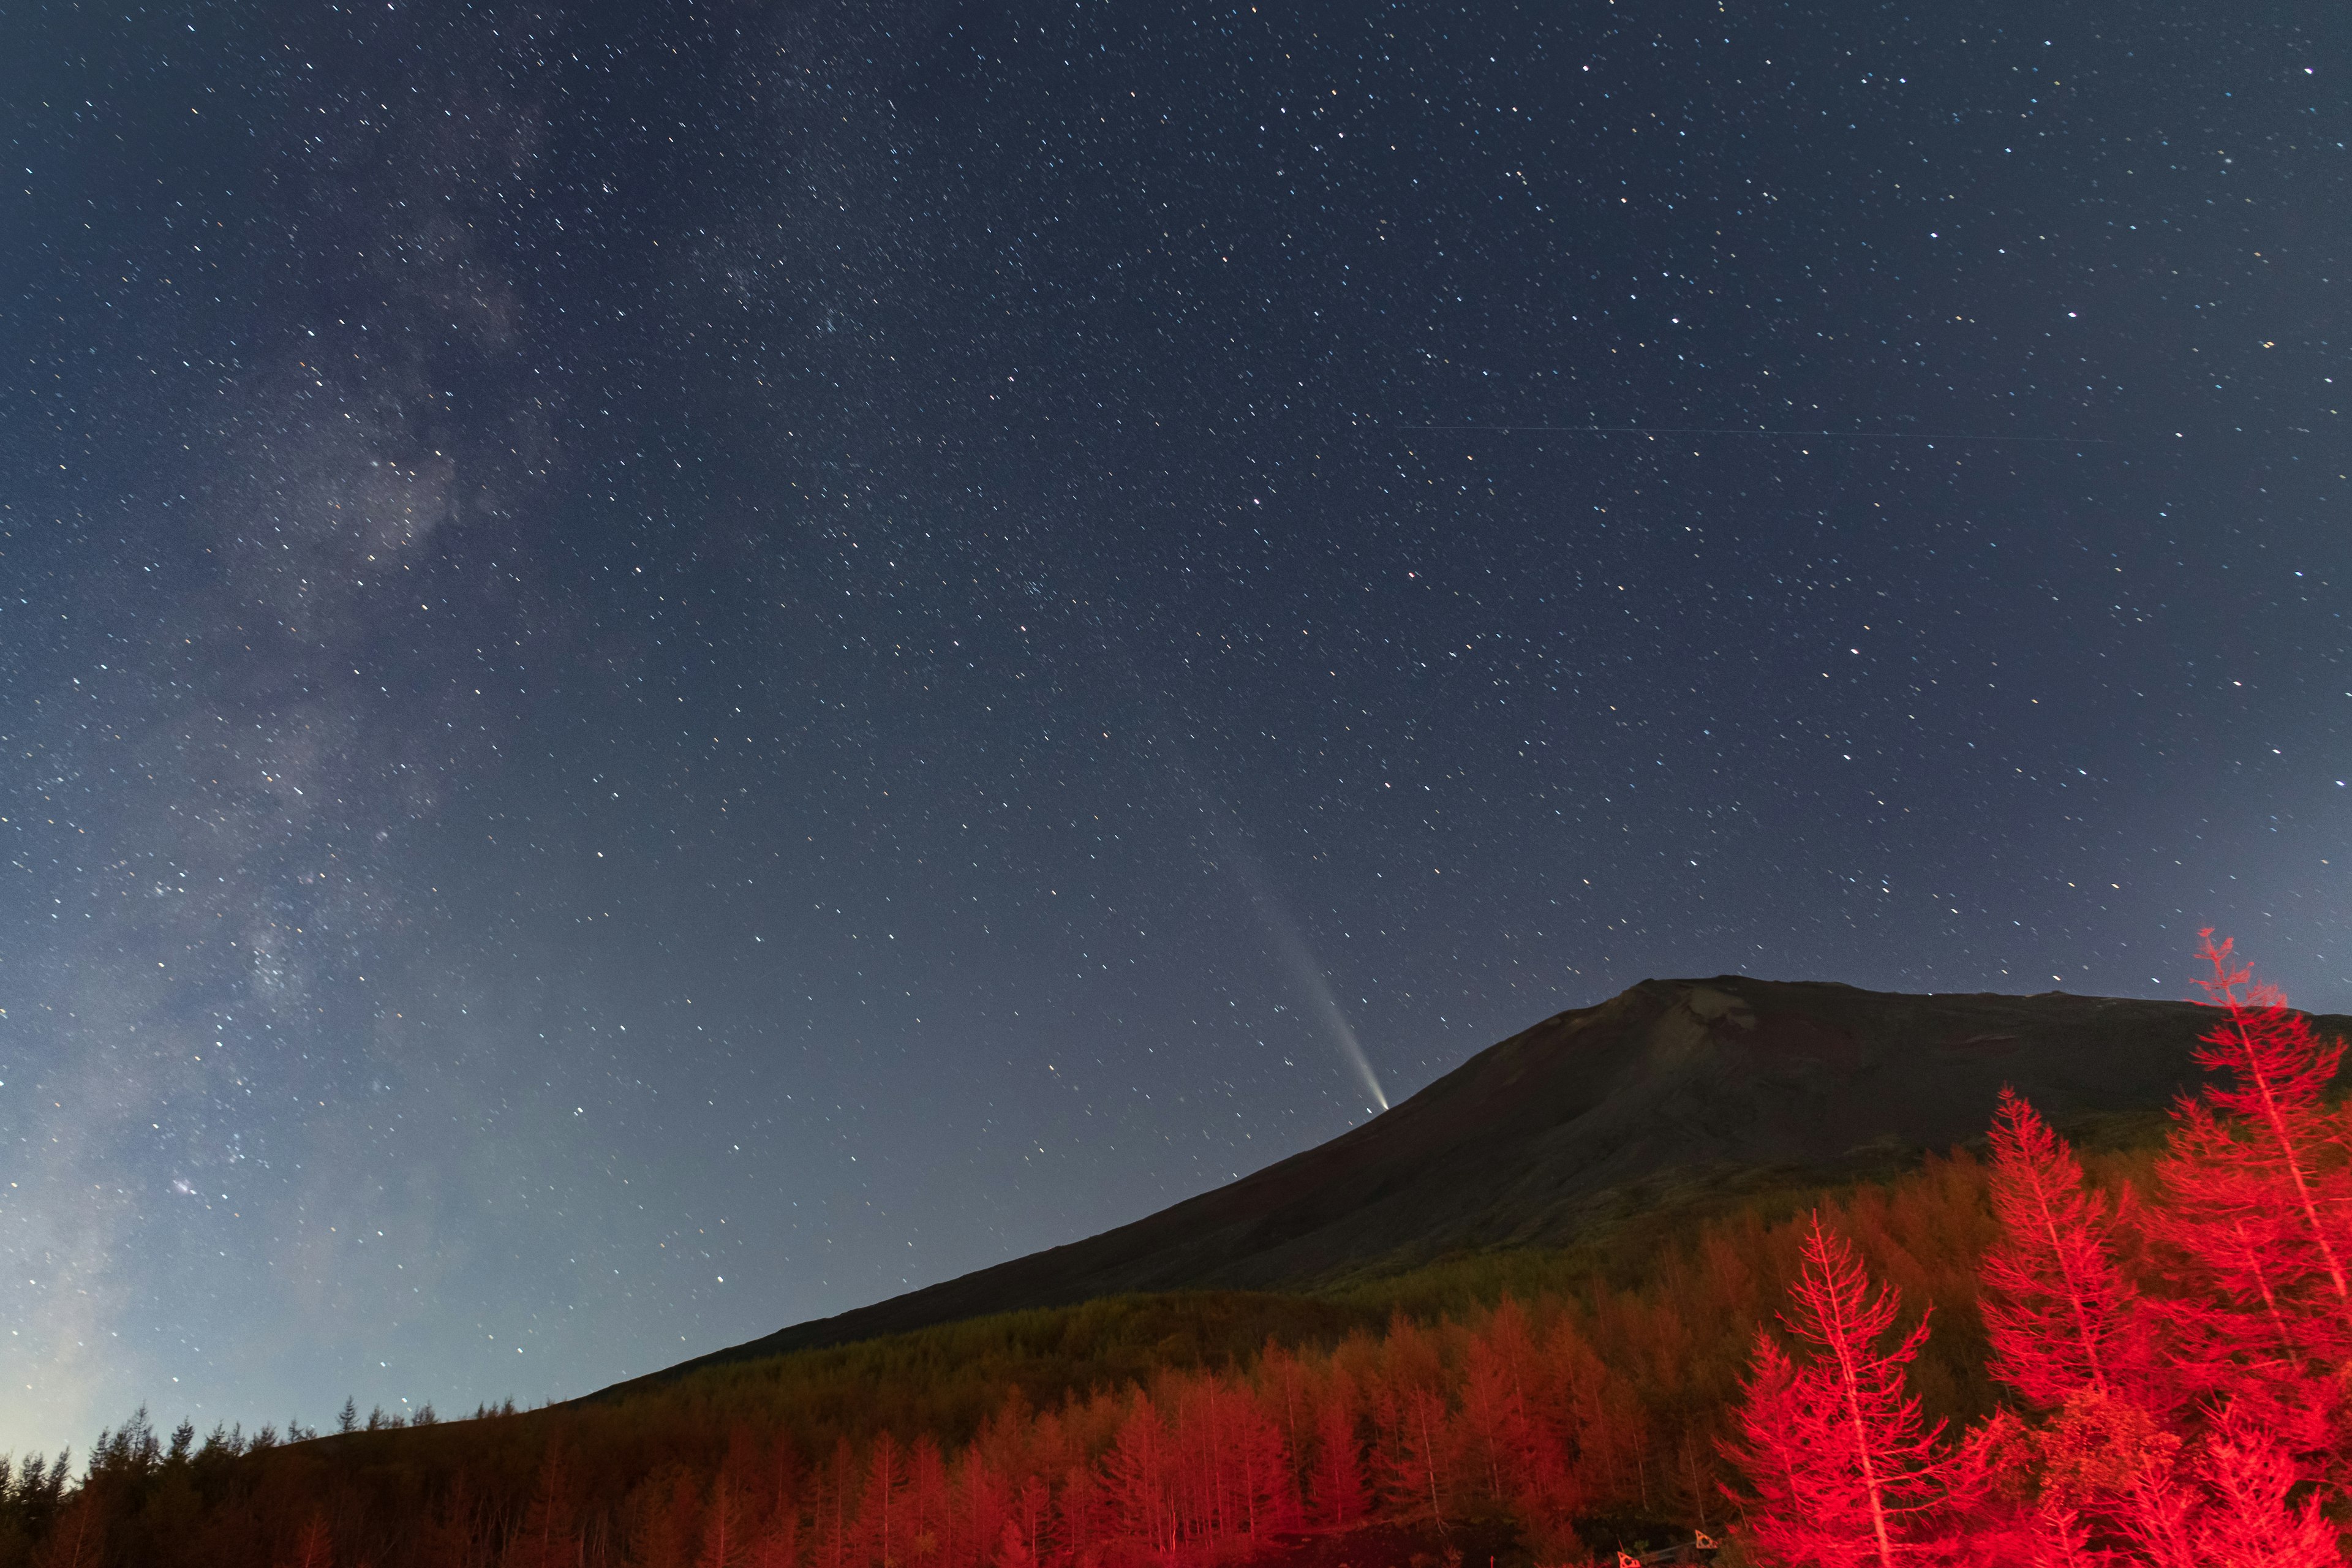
[2148, 933, 2352, 1438]
[2114, 1406, 2341, 1568]
[1979, 1087, 2149, 1409]
[1458, 1297, 1561, 1526]
[1104, 1393, 1177, 1564]
[1308, 1375, 1369, 1531]
[23, 932, 2352, 1567]
[2188, 1406, 2340, 1566]
[853, 1430, 908, 1568]
[279, 1513, 331, 1568]
[1721, 1213, 1967, 1566]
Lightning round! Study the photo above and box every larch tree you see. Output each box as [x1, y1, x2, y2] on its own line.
[2184, 1407, 2341, 1566]
[504, 1444, 580, 1568]
[1104, 1395, 1178, 1566]
[1979, 1087, 2149, 1409]
[2116, 1406, 2341, 1568]
[1309, 1376, 1368, 1531]
[2149, 932, 2352, 1439]
[1459, 1298, 1544, 1506]
[859, 1430, 908, 1568]
[1722, 1213, 1964, 1567]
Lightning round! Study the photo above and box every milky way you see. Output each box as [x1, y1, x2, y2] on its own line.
[2, 1, 2343, 1454]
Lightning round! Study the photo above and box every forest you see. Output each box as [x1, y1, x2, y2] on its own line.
[4, 933, 2345, 1566]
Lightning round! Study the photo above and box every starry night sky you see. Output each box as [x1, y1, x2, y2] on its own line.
[3, 0, 2344, 1455]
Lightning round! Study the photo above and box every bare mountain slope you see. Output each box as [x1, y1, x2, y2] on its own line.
[631, 976, 2348, 1381]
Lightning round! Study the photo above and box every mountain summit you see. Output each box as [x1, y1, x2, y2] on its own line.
[639, 977, 2346, 1379]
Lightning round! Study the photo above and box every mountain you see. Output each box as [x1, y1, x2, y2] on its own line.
[620, 976, 2350, 1385]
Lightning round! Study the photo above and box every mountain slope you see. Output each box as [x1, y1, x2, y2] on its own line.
[625, 976, 2349, 1384]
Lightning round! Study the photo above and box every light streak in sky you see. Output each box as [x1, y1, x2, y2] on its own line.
[1151, 731, 1391, 1113]
[1226, 850, 1390, 1113]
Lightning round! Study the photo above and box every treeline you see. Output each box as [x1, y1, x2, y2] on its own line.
[7, 935, 2345, 1566]
[0, 1162, 2004, 1567]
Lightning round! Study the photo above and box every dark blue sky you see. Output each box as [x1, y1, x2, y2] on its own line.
[2, 0, 2343, 1454]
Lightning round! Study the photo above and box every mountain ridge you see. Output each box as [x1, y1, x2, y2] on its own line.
[604, 975, 2350, 1393]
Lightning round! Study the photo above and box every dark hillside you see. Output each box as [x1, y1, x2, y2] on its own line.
[623, 978, 2340, 1387]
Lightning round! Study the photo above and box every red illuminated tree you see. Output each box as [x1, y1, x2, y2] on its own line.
[748, 1502, 803, 1568]
[1721, 1213, 1967, 1566]
[2148, 932, 2352, 1438]
[1053, 1460, 1107, 1568]
[812, 1438, 860, 1568]
[1459, 1298, 1544, 1506]
[2114, 1405, 2340, 1567]
[1104, 1395, 1178, 1564]
[1380, 1385, 1453, 1537]
[279, 1512, 331, 1568]
[2187, 1406, 2340, 1565]
[700, 1474, 752, 1568]
[625, 1464, 706, 1568]
[504, 1445, 581, 1568]
[907, 1438, 949, 1567]
[1309, 1377, 1368, 1531]
[1978, 1087, 2148, 1409]
[1218, 1382, 1293, 1544]
[859, 1430, 909, 1568]
[950, 1449, 1012, 1568]
[1544, 1311, 1635, 1515]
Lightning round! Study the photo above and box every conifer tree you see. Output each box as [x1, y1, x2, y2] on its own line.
[2149, 932, 2352, 1437]
[1543, 1311, 1629, 1517]
[503, 1444, 579, 1568]
[952, 1444, 1012, 1568]
[701, 1473, 750, 1568]
[859, 1430, 907, 1568]
[1257, 1340, 1311, 1524]
[1053, 1461, 1107, 1568]
[1460, 1298, 1543, 1506]
[908, 1437, 949, 1565]
[813, 1437, 859, 1568]
[1722, 1213, 1962, 1566]
[1979, 1087, 2147, 1409]
[625, 1464, 705, 1568]
[2114, 1406, 2340, 1568]
[279, 1511, 332, 1568]
[2182, 1406, 2340, 1566]
[748, 1480, 804, 1568]
[1309, 1379, 1368, 1531]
